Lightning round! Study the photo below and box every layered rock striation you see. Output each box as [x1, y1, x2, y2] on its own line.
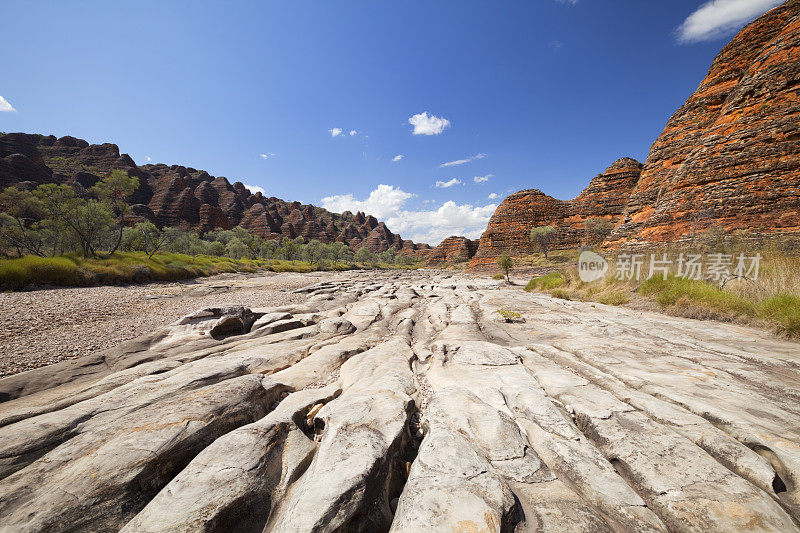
[424, 235, 479, 264]
[610, 0, 800, 244]
[470, 158, 642, 267]
[0, 133, 430, 253]
[471, 1, 800, 265]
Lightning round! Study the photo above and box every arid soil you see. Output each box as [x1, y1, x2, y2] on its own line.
[1, 270, 798, 531]
[0, 272, 322, 377]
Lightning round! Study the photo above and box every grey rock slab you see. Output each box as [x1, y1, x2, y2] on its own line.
[121, 385, 340, 533]
[0, 375, 285, 533]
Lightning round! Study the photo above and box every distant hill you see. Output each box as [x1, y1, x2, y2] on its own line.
[0, 132, 431, 254]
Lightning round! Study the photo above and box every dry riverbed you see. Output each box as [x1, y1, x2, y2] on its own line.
[0, 271, 329, 377]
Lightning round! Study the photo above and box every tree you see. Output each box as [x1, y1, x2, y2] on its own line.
[132, 222, 175, 258]
[0, 187, 49, 257]
[225, 237, 251, 259]
[89, 170, 140, 257]
[355, 246, 375, 267]
[497, 253, 513, 282]
[32, 171, 138, 258]
[530, 225, 557, 259]
[584, 217, 613, 245]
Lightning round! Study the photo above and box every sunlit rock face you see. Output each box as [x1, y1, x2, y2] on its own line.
[472, 1, 800, 266]
[469, 158, 642, 268]
[610, 0, 800, 245]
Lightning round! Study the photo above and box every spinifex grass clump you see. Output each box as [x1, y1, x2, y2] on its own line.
[524, 272, 566, 291]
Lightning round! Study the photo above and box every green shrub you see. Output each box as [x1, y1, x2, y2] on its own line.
[758, 294, 800, 337]
[525, 272, 566, 292]
[638, 275, 755, 315]
[492, 273, 505, 280]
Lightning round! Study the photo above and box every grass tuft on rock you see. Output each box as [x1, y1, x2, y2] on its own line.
[525, 272, 566, 291]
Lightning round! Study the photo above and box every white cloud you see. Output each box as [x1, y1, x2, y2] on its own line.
[677, 0, 782, 43]
[321, 184, 414, 219]
[329, 127, 343, 137]
[408, 111, 450, 135]
[260, 152, 276, 159]
[0, 96, 16, 112]
[321, 184, 495, 245]
[388, 201, 497, 244]
[488, 193, 501, 200]
[243, 183, 266, 196]
[145, 156, 152, 163]
[392, 154, 404, 162]
[440, 153, 486, 167]
[435, 178, 463, 188]
[349, 130, 358, 136]
[473, 174, 493, 184]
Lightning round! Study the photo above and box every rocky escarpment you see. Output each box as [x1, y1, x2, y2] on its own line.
[1, 271, 799, 531]
[424, 235, 478, 264]
[470, 158, 642, 267]
[609, 0, 800, 244]
[471, 1, 800, 263]
[0, 133, 431, 253]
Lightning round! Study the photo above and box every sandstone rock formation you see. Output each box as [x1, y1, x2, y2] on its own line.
[470, 158, 642, 267]
[0, 133, 429, 253]
[1, 270, 799, 531]
[472, 1, 800, 265]
[610, 0, 800, 244]
[424, 235, 478, 264]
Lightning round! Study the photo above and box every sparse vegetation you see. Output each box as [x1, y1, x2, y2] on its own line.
[496, 308, 522, 322]
[524, 271, 565, 291]
[0, 178, 422, 289]
[492, 273, 505, 280]
[530, 225, 557, 259]
[584, 217, 614, 245]
[520, 240, 800, 338]
[497, 253, 513, 282]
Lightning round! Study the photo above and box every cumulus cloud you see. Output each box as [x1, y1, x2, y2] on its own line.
[473, 174, 493, 184]
[0, 96, 16, 112]
[488, 193, 500, 200]
[440, 153, 486, 168]
[435, 178, 463, 188]
[321, 184, 414, 219]
[677, 0, 782, 43]
[349, 130, 358, 136]
[321, 184, 495, 245]
[392, 154, 403, 162]
[329, 127, 343, 137]
[388, 201, 497, 244]
[260, 152, 276, 159]
[243, 184, 266, 196]
[408, 112, 450, 135]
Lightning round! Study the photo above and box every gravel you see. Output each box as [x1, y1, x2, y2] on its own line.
[0, 271, 326, 377]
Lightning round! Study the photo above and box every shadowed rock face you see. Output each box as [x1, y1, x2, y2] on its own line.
[0, 133, 427, 253]
[1, 271, 799, 531]
[470, 158, 642, 267]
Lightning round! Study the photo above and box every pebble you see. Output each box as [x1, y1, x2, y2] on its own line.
[0, 272, 319, 378]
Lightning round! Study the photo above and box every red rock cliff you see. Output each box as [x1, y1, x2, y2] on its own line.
[610, 0, 800, 244]
[469, 158, 642, 267]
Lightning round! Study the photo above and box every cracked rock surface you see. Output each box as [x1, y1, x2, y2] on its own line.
[1, 271, 799, 532]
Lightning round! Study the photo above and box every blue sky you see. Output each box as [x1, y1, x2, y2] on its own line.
[0, 0, 782, 244]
